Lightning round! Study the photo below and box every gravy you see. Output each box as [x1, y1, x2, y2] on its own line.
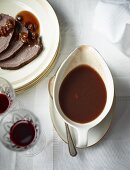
[59, 65, 107, 123]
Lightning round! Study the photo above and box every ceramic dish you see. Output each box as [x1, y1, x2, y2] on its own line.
[0, 0, 60, 93]
[48, 45, 115, 148]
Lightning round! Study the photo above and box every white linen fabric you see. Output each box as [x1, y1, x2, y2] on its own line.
[94, 0, 130, 56]
[0, 0, 130, 170]
[102, 0, 130, 5]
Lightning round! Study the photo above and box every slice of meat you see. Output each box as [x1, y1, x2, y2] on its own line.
[0, 14, 15, 53]
[0, 21, 28, 61]
[0, 37, 43, 70]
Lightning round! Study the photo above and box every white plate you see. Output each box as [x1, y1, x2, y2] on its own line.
[49, 96, 115, 148]
[0, 0, 60, 90]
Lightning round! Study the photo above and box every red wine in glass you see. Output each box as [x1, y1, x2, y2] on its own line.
[0, 93, 10, 114]
[10, 120, 35, 147]
[0, 109, 45, 156]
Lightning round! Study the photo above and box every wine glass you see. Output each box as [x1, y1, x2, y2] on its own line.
[0, 109, 46, 156]
[0, 77, 15, 116]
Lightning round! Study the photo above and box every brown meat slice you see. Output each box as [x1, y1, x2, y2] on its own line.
[0, 37, 43, 70]
[0, 22, 28, 61]
[0, 14, 15, 53]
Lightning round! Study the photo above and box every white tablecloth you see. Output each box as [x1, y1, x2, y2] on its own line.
[0, 0, 130, 169]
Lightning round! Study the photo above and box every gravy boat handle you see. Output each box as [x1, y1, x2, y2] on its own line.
[76, 127, 89, 148]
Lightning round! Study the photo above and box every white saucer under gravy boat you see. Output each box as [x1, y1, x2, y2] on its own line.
[48, 45, 115, 148]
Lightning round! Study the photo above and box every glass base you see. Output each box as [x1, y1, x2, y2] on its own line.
[21, 132, 46, 157]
